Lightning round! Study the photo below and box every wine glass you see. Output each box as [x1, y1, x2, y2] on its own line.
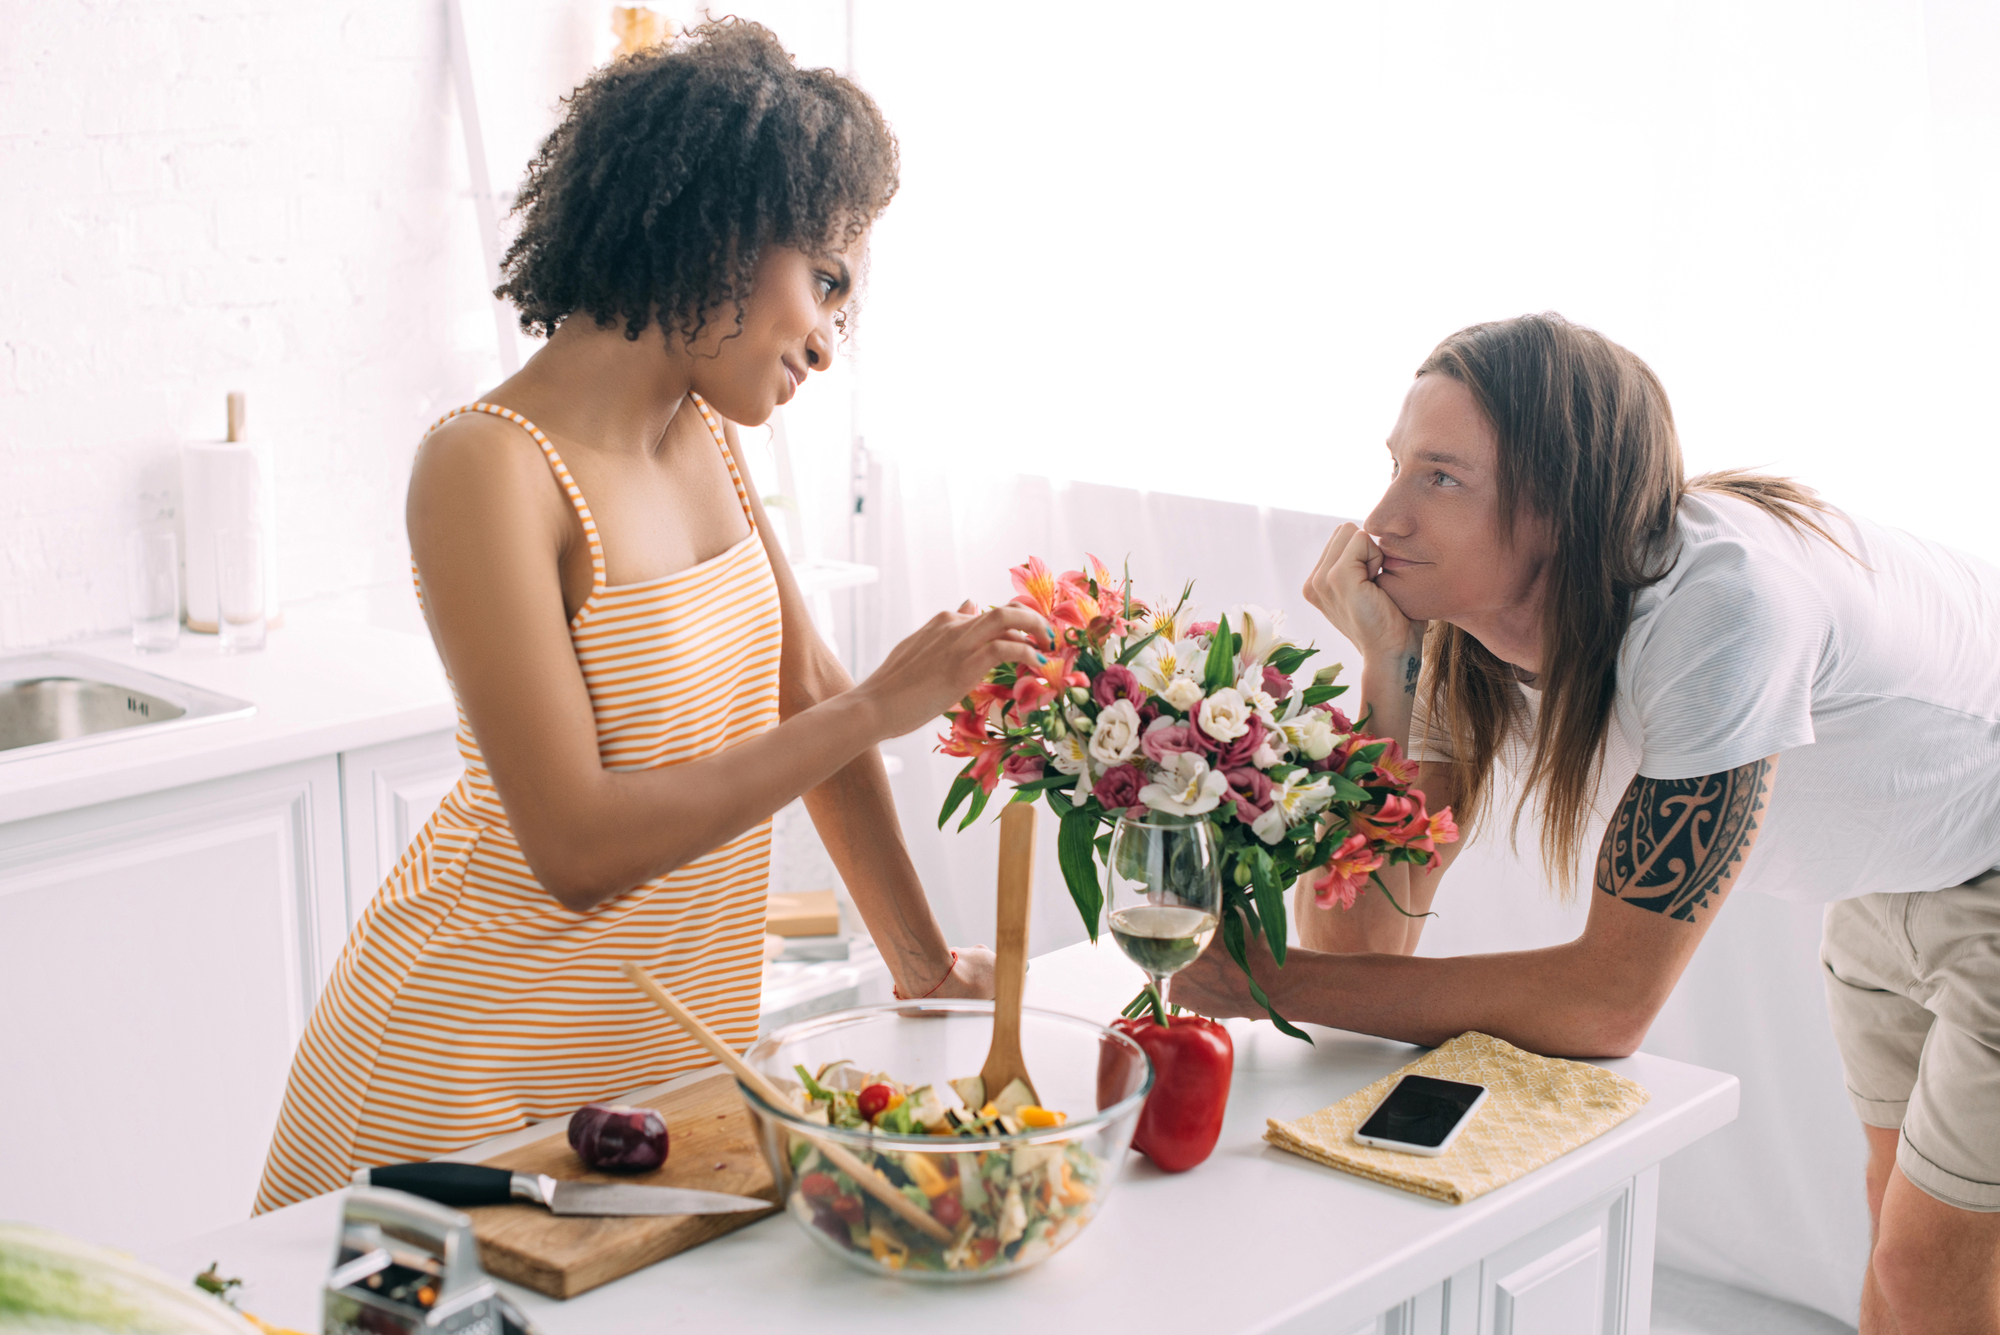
[1104, 813, 1221, 1014]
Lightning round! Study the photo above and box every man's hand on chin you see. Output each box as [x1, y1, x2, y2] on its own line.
[1171, 931, 1279, 1021]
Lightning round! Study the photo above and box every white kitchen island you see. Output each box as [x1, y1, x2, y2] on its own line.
[144, 942, 1737, 1335]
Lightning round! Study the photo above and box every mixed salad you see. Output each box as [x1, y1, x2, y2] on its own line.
[782, 1062, 1100, 1275]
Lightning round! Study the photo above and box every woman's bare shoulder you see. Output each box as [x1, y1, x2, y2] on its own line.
[409, 410, 566, 521]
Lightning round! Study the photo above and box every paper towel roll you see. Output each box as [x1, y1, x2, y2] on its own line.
[181, 441, 262, 633]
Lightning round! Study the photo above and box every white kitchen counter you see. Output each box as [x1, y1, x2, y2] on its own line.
[0, 597, 454, 824]
[144, 942, 1739, 1334]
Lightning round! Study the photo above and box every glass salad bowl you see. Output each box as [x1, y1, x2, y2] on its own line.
[739, 1000, 1153, 1282]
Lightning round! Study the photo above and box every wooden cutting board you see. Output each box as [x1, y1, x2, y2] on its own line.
[465, 1072, 780, 1299]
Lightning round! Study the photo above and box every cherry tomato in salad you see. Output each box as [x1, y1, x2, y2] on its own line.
[931, 1191, 963, 1228]
[799, 1172, 839, 1201]
[830, 1193, 865, 1225]
[856, 1083, 895, 1121]
[972, 1237, 1001, 1264]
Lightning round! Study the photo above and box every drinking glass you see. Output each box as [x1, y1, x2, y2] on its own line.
[1104, 814, 1221, 1012]
[215, 525, 266, 653]
[126, 528, 180, 652]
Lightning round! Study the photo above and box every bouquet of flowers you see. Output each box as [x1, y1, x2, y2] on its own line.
[937, 555, 1458, 1039]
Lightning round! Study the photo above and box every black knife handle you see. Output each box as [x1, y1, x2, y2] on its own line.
[367, 1162, 516, 1207]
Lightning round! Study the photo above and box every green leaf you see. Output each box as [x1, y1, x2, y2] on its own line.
[1009, 773, 1076, 795]
[1046, 787, 1075, 820]
[1202, 613, 1236, 693]
[1329, 774, 1372, 804]
[1115, 629, 1161, 666]
[1251, 849, 1288, 967]
[956, 783, 992, 832]
[937, 772, 976, 830]
[1268, 644, 1315, 676]
[1058, 806, 1104, 942]
[1370, 870, 1437, 920]
[1301, 682, 1347, 707]
[1220, 906, 1311, 1042]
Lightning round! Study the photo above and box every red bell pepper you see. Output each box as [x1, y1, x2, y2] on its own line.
[1108, 1014, 1233, 1173]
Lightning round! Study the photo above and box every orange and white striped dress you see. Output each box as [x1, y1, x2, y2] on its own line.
[255, 396, 781, 1212]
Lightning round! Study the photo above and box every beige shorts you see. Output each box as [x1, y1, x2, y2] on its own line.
[1822, 866, 2000, 1212]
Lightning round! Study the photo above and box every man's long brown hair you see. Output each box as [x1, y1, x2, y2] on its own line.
[1417, 313, 1845, 892]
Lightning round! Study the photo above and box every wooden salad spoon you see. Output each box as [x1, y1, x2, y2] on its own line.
[977, 802, 1040, 1108]
[620, 961, 952, 1243]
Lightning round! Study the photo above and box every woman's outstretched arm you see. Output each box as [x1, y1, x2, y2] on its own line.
[722, 421, 989, 999]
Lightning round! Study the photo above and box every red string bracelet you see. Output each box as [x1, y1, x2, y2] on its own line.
[893, 949, 959, 1001]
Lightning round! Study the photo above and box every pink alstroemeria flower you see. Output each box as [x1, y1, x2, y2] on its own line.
[1009, 649, 1087, 724]
[1371, 738, 1419, 787]
[1009, 556, 1062, 623]
[938, 708, 1007, 794]
[1352, 792, 1429, 846]
[1313, 834, 1385, 910]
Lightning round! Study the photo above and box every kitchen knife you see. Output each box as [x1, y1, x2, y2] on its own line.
[356, 1163, 773, 1217]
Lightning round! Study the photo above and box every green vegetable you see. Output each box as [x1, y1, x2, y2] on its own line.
[793, 1063, 832, 1103]
[0, 1224, 260, 1334]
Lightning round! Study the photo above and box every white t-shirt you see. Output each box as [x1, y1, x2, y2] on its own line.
[1412, 491, 2000, 903]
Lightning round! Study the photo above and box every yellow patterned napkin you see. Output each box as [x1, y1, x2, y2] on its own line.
[1264, 1032, 1650, 1204]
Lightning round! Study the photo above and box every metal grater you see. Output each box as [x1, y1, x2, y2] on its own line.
[323, 1186, 538, 1335]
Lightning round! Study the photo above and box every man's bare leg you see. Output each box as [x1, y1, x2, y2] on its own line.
[1860, 1124, 2000, 1334]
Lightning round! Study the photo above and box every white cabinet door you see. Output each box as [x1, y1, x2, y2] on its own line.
[1477, 1179, 1644, 1335]
[338, 729, 461, 926]
[0, 756, 344, 1254]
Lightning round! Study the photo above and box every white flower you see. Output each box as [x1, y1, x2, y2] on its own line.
[1162, 678, 1205, 712]
[1229, 604, 1291, 668]
[1087, 699, 1143, 769]
[1251, 741, 1283, 769]
[1047, 732, 1092, 778]
[1248, 689, 1281, 729]
[1143, 603, 1202, 644]
[1139, 751, 1228, 817]
[1250, 772, 1337, 844]
[1282, 710, 1338, 762]
[1132, 635, 1208, 696]
[1196, 687, 1251, 743]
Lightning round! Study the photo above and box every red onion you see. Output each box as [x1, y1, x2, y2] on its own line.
[567, 1103, 669, 1172]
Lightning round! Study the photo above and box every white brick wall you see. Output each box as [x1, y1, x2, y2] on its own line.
[0, 0, 504, 649]
[0, 0, 858, 653]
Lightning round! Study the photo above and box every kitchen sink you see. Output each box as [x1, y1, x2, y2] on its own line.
[0, 652, 255, 763]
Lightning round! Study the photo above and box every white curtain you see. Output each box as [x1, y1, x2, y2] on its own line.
[845, 9, 1998, 1317]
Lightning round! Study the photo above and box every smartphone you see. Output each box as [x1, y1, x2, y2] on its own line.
[1352, 1074, 1490, 1156]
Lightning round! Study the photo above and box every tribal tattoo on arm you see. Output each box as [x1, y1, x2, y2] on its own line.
[1595, 757, 1775, 922]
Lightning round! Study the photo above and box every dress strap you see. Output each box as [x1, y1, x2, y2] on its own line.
[428, 402, 607, 601]
[689, 393, 758, 527]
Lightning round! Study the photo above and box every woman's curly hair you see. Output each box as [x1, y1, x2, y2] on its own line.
[494, 20, 898, 347]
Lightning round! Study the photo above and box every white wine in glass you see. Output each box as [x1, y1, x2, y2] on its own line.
[1104, 814, 1221, 1012]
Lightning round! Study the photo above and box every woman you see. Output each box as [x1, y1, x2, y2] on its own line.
[255, 22, 1045, 1211]
[1174, 313, 2000, 1332]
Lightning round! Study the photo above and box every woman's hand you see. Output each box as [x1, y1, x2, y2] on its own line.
[856, 602, 1050, 740]
[1304, 523, 1425, 663]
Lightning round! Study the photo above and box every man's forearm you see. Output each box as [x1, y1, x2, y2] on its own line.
[1257, 942, 1654, 1059]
